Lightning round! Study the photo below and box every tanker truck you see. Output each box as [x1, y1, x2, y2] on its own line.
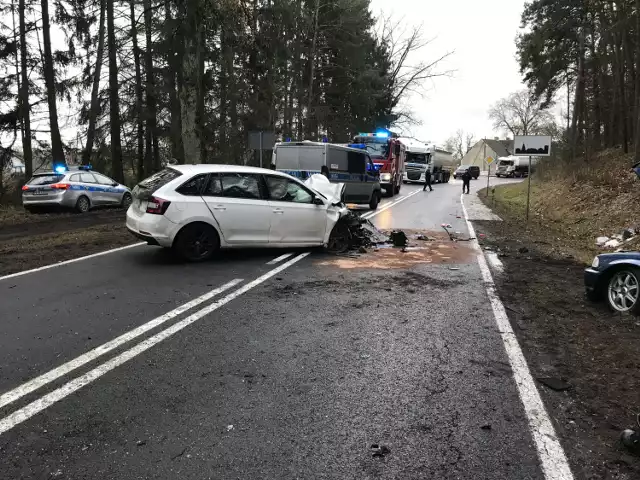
[400, 138, 454, 184]
[429, 145, 455, 183]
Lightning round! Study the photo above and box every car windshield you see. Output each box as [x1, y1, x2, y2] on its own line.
[27, 174, 64, 186]
[406, 153, 427, 164]
[360, 141, 389, 159]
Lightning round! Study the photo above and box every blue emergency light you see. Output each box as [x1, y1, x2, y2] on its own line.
[347, 143, 366, 150]
[53, 164, 66, 174]
[375, 129, 390, 138]
[78, 164, 93, 171]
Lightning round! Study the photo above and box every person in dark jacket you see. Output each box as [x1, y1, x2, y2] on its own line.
[461, 168, 471, 194]
[423, 169, 433, 191]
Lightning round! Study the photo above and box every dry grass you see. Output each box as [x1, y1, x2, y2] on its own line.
[482, 148, 640, 264]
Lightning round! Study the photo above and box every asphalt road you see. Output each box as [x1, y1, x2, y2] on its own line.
[0, 176, 552, 479]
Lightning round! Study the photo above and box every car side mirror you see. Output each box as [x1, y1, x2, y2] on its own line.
[313, 196, 324, 206]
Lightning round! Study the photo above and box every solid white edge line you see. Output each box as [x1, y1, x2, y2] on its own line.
[0, 279, 244, 410]
[0, 252, 309, 436]
[266, 252, 294, 265]
[361, 188, 422, 220]
[460, 194, 574, 480]
[0, 242, 146, 282]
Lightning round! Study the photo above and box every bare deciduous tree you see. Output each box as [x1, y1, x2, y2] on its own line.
[378, 15, 454, 116]
[445, 129, 475, 161]
[488, 90, 554, 137]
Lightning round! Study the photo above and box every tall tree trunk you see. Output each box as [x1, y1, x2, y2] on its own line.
[219, 23, 229, 157]
[180, 0, 204, 164]
[306, 0, 320, 138]
[107, 0, 124, 182]
[130, 0, 145, 179]
[634, 0, 640, 163]
[18, 0, 32, 178]
[165, 0, 184, 164]
[83, 0, 107, 165]
[143, 0, 160, 172]
[40, 0, 66, 168]
[571, 28, 585, 161]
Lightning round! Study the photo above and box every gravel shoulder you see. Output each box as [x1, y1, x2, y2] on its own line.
[473, 214, 640, 479]
[0, 207, 135, 276]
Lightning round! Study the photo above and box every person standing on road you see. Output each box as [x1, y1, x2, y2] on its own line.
[423, 169, 433, 192]
[462, 168, 471, 194]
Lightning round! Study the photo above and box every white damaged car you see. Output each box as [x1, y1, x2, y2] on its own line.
[126, 165, 350, 261]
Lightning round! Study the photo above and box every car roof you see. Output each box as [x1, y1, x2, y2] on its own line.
[169, 164, 291, 177]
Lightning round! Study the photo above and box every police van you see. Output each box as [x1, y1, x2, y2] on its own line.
[272, 141, 382, 209]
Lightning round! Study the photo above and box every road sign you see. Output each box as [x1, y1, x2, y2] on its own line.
[248, 131, 277, 150]
[514, 135, 552, 157]
[485, 156, 494, 165]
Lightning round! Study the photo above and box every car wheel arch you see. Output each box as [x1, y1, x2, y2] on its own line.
[172, 220, 222, 249]
[597, 262, 640, 295]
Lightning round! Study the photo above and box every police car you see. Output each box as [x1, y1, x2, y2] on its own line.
[21, 165, 132, 213]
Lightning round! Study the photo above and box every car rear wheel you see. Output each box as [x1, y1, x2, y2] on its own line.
[121, 192, 133, 209]
[174, 223, 220, 262]
[75, 195, 90, 213]
[607, 268, 640, 315]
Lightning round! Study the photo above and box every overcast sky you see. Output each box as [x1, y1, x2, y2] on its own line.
[370, 0, 527, 146]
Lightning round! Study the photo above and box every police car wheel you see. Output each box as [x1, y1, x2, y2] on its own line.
[75, 196, 90, 213]
[121, 192, 133, 209]
[369, 192, 380, 210]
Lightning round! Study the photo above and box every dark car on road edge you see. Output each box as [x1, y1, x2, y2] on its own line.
[453, 165, 480, 180]
[585, 251, 640, 314]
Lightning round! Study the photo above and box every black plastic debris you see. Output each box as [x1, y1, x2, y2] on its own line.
[327, 213, 389, 254]
[537, 377, 571, 392]
[370, 444, 391, 458]
[389, 230, 408, 247]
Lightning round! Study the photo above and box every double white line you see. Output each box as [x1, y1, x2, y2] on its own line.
[360, 188, 422, 220]
[0, 253, 309, 436]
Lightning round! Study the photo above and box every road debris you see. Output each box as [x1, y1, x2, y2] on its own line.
[481, 424, 492, 431]
[370, 444, 391, 458]
[537, 377, 571, 392]
[389, 230, 408, 247]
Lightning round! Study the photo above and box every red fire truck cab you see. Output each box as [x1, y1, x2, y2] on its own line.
[353, 130, 405, 197]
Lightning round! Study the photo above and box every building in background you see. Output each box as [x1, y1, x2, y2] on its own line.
[461, 138, 512, 172]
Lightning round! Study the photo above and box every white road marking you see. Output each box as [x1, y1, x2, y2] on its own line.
[0, 279, 243, 410]
[460, 194, 574, 480]
[267, 253, 294, 265]
[361, 188, 422, 220]
[0, 243, 145, 282]
[485, 251, 504, 274]
[0, 253, 309, 436]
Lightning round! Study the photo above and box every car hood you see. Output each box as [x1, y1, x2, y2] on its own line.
[304, 174, 345, 205]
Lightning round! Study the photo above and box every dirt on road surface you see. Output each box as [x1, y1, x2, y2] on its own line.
[474, 218, 640, 480]
[0, 207, 136, 276]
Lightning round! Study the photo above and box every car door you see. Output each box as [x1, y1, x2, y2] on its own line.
[78, 172, 104, 204]
[264, 175, 327, 245]
[93, 172, 123, 204]
[200, 172, 272, 245]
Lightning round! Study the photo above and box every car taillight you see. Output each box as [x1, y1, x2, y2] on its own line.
[51, 183, 69, 190]
[146, 196, 171, 215]
[21, 185, 29, 191]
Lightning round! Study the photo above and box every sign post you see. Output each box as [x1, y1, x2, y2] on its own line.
[248, 131, 277, 168]
[513, 135, 552, 223]
[484, 155, 494, 196]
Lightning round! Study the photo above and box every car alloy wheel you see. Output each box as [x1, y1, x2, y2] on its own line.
[76, 196, 90, 213]
[607, 269, 640, 313]
[176, 223, 219, 262]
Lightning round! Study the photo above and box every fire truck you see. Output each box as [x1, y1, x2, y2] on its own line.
[352, 130, 405, 197]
